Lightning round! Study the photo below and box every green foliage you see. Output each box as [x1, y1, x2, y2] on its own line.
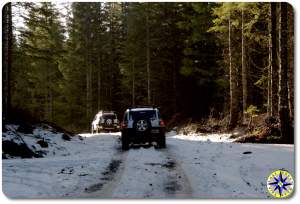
[209, 2, 271, 112]
[10, 2, 283, 132]
[250, 129, 261, 136]
[246, 105, 259, 116]
[176, 3, 226, 114]
[254, 75, 268, 88]
[12, 2, 65, 122]
[266, 135, 281, 141]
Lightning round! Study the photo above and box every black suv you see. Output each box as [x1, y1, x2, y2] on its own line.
[120, 106, 166, 150]
[91, 111, 120, 133]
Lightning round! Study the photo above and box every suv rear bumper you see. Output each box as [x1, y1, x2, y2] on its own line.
[97, 124, 120, 131]
[121, 127, 165, 143]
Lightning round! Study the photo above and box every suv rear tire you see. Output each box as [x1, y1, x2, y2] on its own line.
[157, 134, 166, 148]
[121, 133, 130, 150]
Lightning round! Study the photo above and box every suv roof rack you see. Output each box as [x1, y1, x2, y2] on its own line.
[98, 110, 115, 113]
[128, 105, 160, 110]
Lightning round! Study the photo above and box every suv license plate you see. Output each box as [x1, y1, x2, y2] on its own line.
[151, 129, 159, 134]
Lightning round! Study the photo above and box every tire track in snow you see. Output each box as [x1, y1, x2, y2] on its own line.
[90, 144, 193, 198]
[86, 152, 128, 198]
[162, 148, 193, 198]
[78, 135, 129, 198]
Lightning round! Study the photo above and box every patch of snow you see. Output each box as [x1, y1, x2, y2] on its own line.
[166, 130, 177, 137]
[2, 133, 121, 198]
[80, 132, 121, 138]
[3, 124, 85, 158]
[2, 131, 294, 199]
[111, 147, 183, 198]
[167, 137, 294, 198]
[169, 132, 234, 142]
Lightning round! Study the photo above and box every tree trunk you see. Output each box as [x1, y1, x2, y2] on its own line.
[97, 57, 101, 111]
[173, 60, 177, 113]
[279, 2, 292, 143]
[146, 5, 151, 105]
[241, 7, 247, 122]
[271, 2, 279, 117]
[229, 13, 239, 128]
[86, 49, 92, 118]
[267, 3, 272, 117]
[287, 4, 294, 121]
[132, 59, 135, 106]
[49, 87, 53, 122]
[109, 3, 114, 110]
[2, 3, 12, 123]
[85, 10, 93, 119]
[86, 66, 90, 117]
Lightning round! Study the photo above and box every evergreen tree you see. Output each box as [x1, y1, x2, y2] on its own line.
[8, 2, 294, 137]
[278, 2, 292, 143]
[12, 2, 65, 122]
[2, 2, 12, 123]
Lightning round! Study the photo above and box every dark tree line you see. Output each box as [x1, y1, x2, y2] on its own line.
[209, 2, 293, 141]
[2, 3, 12, 123]
[2, 2, 294, 140]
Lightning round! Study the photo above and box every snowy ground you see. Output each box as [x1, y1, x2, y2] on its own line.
[2, 131, 294, 199]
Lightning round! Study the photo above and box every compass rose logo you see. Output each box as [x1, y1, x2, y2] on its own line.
[267, 170, 294, 198]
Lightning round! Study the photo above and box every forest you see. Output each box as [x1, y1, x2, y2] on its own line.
[2, 2, 294, 143]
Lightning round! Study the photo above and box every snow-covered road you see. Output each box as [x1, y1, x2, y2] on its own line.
[2, 132, 294, 198]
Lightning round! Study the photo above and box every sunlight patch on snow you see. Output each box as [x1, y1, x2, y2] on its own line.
[79, 132, 121, 138]
[167, 137, 294, 198]
[166, 130, 177, 137]
[169, 132, 234, 143]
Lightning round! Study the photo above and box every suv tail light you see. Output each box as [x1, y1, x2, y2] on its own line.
[121, 122, 127, 129]
[159, 119, 165, 127]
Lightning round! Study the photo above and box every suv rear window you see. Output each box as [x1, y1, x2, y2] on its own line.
[129, 110, 156, 120]
[102, 114, 117, 120]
